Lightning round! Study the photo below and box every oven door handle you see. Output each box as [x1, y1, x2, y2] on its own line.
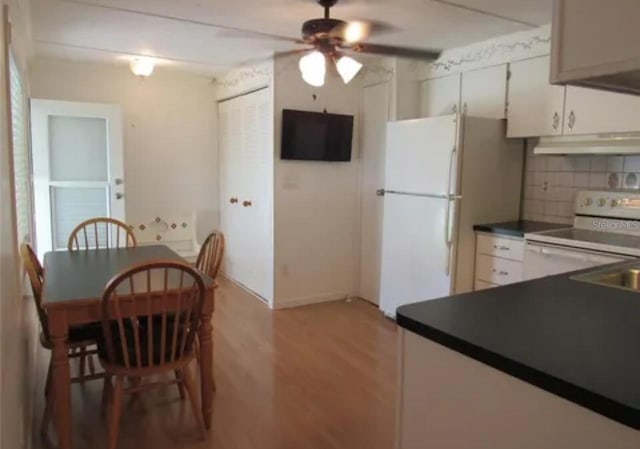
[538, 247, 589, 262]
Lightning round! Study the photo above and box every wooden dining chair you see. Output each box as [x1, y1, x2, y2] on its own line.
[196, 230, 225, 279]
[20, 243, 104, 435]
[99, 261, 207, 449]
[194, 230, 224, 391]
[68, 217, 137, 251]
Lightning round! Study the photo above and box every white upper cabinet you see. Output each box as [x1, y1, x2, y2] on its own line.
[419, 73, 461, 118]
[551, 0, 640, 95]
[461, 65, 508, 119]
[507, 56, 566, 138]
[563, 85, 640, 135]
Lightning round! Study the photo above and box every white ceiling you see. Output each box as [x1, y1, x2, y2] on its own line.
[31, 0, 553, 76]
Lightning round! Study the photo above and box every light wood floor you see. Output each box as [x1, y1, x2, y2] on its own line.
[33, 279, 398, 449]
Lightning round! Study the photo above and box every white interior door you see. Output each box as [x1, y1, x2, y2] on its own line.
[359, 82, 390, 305]
[218, 88, 274, 304]
[31, 100, 124, 256]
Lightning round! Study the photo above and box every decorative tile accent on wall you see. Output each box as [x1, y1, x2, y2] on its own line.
[522, 142, 640, 224]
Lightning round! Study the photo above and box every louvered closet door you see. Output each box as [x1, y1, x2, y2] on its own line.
[218, 88, 274, 303]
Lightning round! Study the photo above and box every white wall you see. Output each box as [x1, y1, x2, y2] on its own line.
[272, 54, 361, 308]
[29, 58, 219, 242]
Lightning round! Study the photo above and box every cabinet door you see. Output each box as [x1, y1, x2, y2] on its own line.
[563, 85, 640, 135]
[419, 73, 461, 118]
[507, 56, 566, 138]
[461, 65, 508, 119]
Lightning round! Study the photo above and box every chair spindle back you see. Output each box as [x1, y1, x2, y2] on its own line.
[196, 231, 225, 279]
[101, 261, 205, 370]
[68, 217, 137, 251]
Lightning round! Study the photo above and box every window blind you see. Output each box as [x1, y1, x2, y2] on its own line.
[9, 51, 31, 245]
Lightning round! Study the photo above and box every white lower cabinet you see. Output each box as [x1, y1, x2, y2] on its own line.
[474, 233, 524, 290]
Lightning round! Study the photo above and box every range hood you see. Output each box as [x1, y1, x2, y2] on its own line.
[534, 133, 640, 155]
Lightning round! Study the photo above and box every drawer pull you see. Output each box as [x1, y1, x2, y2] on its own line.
[491, 269, 510, 276]
[493, 244, 510, 251]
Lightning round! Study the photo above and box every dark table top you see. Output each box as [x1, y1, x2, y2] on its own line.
[473, 220, 569, 238]
[43, 245, 213, 306]
[397, 266, 640, 430]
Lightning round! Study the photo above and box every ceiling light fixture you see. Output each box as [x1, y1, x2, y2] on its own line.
[130, 58, 155, 77]
[343, 21, 369, 44]
[336, 56, 363, 84]
[299, 51, 326, 87]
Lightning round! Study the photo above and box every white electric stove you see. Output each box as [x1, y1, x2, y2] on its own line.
[523, 191, 640, 280]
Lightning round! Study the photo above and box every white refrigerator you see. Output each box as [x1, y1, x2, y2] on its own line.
[379, 114, 523, 318]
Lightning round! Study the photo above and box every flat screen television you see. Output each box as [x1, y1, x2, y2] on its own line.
[281, 109, 354, 162]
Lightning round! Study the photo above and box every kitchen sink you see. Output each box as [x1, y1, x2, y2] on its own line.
[572, 262, 640, 292]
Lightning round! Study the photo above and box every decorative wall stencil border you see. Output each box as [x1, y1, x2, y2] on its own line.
[362, 57, 395, 85]
[215, 60, 274, 99]
[417, 24, 551, 80]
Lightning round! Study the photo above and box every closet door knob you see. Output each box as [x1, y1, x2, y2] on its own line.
[242, 200, 252, 207]
[229, 197, 238, 204]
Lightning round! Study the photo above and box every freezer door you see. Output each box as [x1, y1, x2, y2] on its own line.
[379, 194, 455, 317]
[385, 115, 458, 195]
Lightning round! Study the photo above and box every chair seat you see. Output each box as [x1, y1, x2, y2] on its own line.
[97, 319, 188, 367]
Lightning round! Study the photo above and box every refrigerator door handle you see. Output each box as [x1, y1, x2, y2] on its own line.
[447, 146, 457, 196]
[444, 199, 452, 275]
[444, 198, 458, 275]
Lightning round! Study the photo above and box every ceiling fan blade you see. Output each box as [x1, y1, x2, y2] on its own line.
[344, 43, 441, 60]
[329, 20, 398, 43]
[232, 48, 311, 69]
[217, 29, 305, 45]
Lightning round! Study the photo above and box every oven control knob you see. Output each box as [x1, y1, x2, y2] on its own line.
[611, 199, 620, 208]
[584, 197, 593, 206]
[598, 198, 607, 207]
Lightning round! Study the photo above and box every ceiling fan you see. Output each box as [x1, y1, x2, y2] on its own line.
[231, 0, 441, 86]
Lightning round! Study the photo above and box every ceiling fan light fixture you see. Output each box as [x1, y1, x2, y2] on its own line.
[343, 21, 369, 43]
[299, 51, 326, 87]
[336, 55, 363, 84]
[130, 58, 155, 77]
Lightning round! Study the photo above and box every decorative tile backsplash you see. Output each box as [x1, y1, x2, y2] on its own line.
[522, 142, 640, 224]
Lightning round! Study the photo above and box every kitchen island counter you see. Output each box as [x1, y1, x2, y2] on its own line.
[396, 267, 640, 449]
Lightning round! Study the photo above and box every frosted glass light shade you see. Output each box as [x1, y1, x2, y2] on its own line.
[299, 51, 326, 87]
[336, 56, 363, 84]
[130, 58, 155, 77]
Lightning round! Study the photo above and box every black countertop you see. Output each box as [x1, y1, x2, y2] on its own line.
[397, 267, 640, 430]
[473, 220, 569, 238]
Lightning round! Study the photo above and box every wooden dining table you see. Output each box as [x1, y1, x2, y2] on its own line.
[42, 245, 215, 449]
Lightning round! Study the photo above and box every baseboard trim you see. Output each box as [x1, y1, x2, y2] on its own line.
[272, 292, 349, 310]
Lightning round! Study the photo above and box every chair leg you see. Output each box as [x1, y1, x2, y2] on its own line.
[79, 345, 86, 383]
[181, 366, 206, 440]
[174, 370, 186, 400]
[101, 374, 113, 418]
[88, 349, 96, 375]
[107, 376, 124, 449]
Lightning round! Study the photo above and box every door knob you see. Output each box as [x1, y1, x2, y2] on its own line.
[229, 197, 238, 204]
[115, 193, 124, 200]
[242, 200, 252, 207]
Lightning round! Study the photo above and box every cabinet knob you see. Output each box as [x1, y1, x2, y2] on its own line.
[115, 193, 124, 200]
[229, 197, 238, 204]
[242, 200, 252, 207]
[552, 112, 559, 130]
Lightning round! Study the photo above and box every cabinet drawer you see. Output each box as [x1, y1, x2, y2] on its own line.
[476, 234, 524, 261]
[476, 254, 523, 285]
[474, 280, 498, 291]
